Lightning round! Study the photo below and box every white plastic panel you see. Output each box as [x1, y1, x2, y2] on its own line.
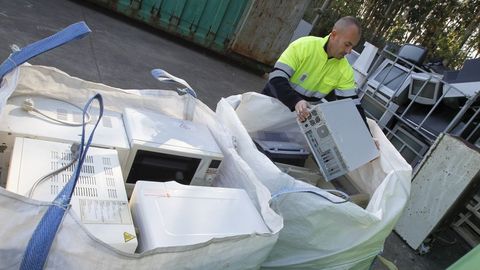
[352, 41, 378, 76]
[130, 181, 269, 252]
[320, 99, 378, 170]
[0, 95, 129, 151]
[123, 107, 222, 157]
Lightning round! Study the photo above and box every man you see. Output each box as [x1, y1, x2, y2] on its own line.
[262, 16, 366, 123]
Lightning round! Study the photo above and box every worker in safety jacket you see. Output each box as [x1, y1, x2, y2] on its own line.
[262, 16, 367, 124]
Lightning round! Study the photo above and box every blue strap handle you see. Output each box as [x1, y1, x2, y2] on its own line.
[20, 94, 104, 270]
[0, 21, 91, 81]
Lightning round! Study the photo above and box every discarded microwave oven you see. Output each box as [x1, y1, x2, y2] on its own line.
[298, 99, 379, 181]
[0, 95, 130, 186]
[6, 137, 137, 253]
[129, 181, 269, 252]
[122, 108, 223, 193]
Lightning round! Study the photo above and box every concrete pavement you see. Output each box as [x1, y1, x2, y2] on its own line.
[0, 0, 266, 110]
[0, 0, 470, 269]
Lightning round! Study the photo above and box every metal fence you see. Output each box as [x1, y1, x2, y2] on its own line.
[357, 48, 480, 171]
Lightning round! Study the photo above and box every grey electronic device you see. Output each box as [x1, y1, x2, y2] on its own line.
[298, 99, 379, 181]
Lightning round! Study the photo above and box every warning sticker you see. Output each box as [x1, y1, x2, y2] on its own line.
[123, 232, 136, 243]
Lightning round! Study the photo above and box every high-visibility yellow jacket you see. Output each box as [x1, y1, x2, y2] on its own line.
[261, 35, 369, 130]
[267, 35, 357, 102]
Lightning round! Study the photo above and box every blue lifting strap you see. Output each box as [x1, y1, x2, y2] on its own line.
[20, 94, 104, 270]
[0, 21, 91, 81]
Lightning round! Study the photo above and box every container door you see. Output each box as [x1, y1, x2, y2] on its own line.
[229, 0, 311, 66]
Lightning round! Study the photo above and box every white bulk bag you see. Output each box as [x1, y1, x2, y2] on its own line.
[0, 65, 282, 270]
[216, 92, 412, 269]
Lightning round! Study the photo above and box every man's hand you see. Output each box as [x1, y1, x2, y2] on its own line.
[295, 100, 310, 122]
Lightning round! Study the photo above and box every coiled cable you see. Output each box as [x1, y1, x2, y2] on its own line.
[22, 97, 92, 126]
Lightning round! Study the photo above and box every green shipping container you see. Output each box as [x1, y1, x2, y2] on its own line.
[88, 0, 248, 52]
[87, 0, 310, 67]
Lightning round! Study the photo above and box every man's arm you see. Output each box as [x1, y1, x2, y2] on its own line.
[263, 74, 303, 111]
[262, 37, 313, 120]
[263, 75, 312, 121]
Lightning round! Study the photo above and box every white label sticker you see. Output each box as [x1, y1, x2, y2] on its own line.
[79, 199, 132, 224]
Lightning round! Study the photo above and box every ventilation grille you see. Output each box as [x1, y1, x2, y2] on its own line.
[47, 150, 120, 199]
[102, 157, 111, 166]
[104, 167, 113, 176]
[106, 177, 115, 187]
[47, 106, 96, 125]
[102, 116, 113, 128]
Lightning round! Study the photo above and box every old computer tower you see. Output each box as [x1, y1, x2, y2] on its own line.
[298, 99, 379, 181]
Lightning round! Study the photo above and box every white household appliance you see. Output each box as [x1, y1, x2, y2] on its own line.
[298, 99, 379, 181]
[6, 137, 137, 253]
[351, 42, 379, 86]
[0, 95, 130, 186]
[129, 181, 269, 252]
[122, 108, 223, 193]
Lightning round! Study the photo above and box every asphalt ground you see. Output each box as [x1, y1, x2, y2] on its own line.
[0, 0, 471, 269]
[0, 0, 266, 110]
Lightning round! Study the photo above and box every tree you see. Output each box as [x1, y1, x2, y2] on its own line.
[306, 0, 480, 69]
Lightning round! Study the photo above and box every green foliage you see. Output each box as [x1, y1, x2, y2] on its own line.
[305, 0, 480, 69]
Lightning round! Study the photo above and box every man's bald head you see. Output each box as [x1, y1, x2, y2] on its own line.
[333, 16, 362, 36]
[327, 16, 362, 59]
